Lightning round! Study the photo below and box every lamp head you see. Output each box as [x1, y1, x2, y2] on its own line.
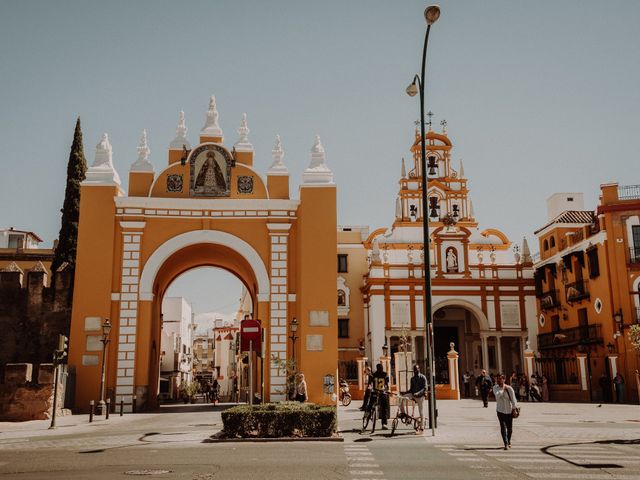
[406, 80, 419, 97]
[102, 318, 112, 337]
[290, 317, 298, 333]
[424, 5, 441, 25]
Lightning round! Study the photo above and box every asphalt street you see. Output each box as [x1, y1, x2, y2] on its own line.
[0, 400, 638, 479]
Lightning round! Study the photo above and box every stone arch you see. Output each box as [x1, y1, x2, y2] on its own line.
[432, 298, 490, 332]
[633, 276, 640, 311]
[139, 230, 270, 302]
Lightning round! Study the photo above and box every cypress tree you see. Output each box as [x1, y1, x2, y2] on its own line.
[51, 117, 87, 274]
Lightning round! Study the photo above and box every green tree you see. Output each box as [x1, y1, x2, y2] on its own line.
[51, 117, 87, 275]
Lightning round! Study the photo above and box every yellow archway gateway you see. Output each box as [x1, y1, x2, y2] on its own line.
[68, 98, 338, 412]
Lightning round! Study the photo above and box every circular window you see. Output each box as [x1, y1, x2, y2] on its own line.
[539, 314, 545, 327]
[594, 298, 603, 314]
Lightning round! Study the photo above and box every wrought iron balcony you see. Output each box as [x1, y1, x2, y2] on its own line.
[565, 280, 589, 302]
[618, 184, 640, 200]
[538, 289, 561, 311]
[538, 324, 602, 350]
[629, 247, 640, 265]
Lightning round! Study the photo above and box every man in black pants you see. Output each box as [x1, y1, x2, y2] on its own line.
[477, 369, 493, 407]
[492, 373, 518, 449]
[368, 363, 390, 430]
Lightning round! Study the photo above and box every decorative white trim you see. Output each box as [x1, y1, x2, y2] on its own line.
[115, 196, 299, 211]
[287, 294, 296, 302]
[267, 223, 292, 232]
[138, 230, 270, 300]
[111, 293, 121, 301]
[120, 221, 146, 229]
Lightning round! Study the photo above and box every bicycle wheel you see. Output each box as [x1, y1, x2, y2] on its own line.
[391, 417, 398, 436]
[362, 409, 371, 431]
[370, 404, 378, 434]
[342, 394, 351, 407]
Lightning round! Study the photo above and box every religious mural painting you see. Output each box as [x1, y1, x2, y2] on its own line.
[189, 144, 233, 197]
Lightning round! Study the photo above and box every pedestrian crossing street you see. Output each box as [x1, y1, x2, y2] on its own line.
[344, 444, 386, 480]
[436, 442, 640, 479]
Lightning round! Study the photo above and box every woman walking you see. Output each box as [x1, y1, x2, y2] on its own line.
[493, 373, 519, 450]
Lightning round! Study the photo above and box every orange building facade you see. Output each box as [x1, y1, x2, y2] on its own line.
[533, 185, 640, 403]
[68, 97, 338, 412]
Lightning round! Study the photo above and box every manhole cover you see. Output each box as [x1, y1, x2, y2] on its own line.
[124, 470, 173, 475]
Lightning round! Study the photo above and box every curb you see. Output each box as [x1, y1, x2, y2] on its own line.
[204, 434, 344, 443]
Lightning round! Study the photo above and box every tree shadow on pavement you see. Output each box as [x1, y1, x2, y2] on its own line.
[540, 438, 640, 469]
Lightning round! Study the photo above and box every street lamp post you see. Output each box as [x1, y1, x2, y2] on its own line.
[289, 317, 299, 400]
[97, 318, 112, 416]
[406, 4, 441, 435]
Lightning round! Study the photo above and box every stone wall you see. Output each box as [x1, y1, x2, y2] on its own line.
[0, 266, 72, 369]
[0, 363, 69, 421]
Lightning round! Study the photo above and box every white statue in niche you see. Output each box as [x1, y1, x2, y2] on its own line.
[446, 247, 458, 272]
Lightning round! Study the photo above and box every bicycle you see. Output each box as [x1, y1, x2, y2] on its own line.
[361, 389, 388, 434]
[339, 380, 352, 407]
[390, 394, 424, 436]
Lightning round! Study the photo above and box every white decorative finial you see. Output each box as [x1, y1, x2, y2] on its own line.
[371, 238, 381, 262]
[459, 159, 465, 178]
[469, 199, 475, 219]
[233, 113, 253, 152]
[522, 236, 532, 263]
[137, 130, 150, 161]
[395, 197, 402, 219]
[303, 134, 333, 184]
[131, 129, 154, 172]
[84, 133, 121, 186]
[170, 110, 191, 149]
[401, 158, 406, 179]
[268, 134, 288, 175]
[200, 95, 223, 139]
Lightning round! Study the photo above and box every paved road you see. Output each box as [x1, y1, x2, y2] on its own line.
[0, 400, 638, 479]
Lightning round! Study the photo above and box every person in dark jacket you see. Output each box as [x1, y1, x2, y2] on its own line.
[476, 369, 493, 407]
[399, 364, 428, 430]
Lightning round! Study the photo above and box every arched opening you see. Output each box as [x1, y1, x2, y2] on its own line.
[141, 240, 266, 410]
[157, 266, 252, 406]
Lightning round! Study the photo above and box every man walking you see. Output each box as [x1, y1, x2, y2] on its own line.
[477, 369, 493, 407]
[399, 364, 427, 430]
[368, 363, 390, 430]
[463, 371, 471, 398]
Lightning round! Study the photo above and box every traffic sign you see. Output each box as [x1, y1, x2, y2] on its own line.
[240, 319, 262, 352]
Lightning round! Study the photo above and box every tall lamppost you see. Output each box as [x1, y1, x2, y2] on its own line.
[406, 4, 441, 435]
[97, 318, 112, 415]
[288, 317, 299, 400]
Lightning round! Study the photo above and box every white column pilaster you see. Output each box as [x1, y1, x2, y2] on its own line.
[115, 221, 145, 412]
[267, 223, 291, 402]
[481, 334, 489, 371]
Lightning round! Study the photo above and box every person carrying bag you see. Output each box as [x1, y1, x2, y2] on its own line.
[492, 373, 519, 450]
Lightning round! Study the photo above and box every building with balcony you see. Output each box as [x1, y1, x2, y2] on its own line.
[159, 297, 195, 400]
[533, 186, 640, 403]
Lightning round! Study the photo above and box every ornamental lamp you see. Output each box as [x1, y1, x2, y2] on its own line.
[424, 5, 441, 25]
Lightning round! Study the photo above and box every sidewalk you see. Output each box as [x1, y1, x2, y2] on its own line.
[338, 398, 640, 444]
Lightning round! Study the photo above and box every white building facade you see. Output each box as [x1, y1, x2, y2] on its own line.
[358, 127, 538, 385]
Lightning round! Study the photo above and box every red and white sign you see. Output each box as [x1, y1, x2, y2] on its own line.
[240, 319, 262, 352]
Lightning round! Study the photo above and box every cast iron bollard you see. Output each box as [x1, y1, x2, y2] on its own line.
[105, 398, 110, 420]
[120, 399, 124, 416]
[132, 395, 137, 413]
[89, 400, 94, 423]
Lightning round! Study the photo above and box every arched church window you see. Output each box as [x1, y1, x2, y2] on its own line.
[338, 290, 346, 306]
[543, 239, 549, 251]
[550, 236, 556, 248]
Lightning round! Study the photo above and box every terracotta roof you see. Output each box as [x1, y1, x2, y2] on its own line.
[534, 210, 595, 235]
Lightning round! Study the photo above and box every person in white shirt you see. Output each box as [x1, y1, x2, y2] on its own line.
[492, 373, 518, 450]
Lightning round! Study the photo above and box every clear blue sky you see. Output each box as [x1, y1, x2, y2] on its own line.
[1, 1, 639, 313]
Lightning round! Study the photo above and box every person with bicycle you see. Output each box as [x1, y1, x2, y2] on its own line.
[367, 363, 390, 430]
[398, 364, 427, 430]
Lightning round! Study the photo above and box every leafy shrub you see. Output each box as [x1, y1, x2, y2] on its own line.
[221, 402, 337, 438]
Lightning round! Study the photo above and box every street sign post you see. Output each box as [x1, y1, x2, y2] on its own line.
[240, 319, 261, 352]
[240, 319, 262, 406]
